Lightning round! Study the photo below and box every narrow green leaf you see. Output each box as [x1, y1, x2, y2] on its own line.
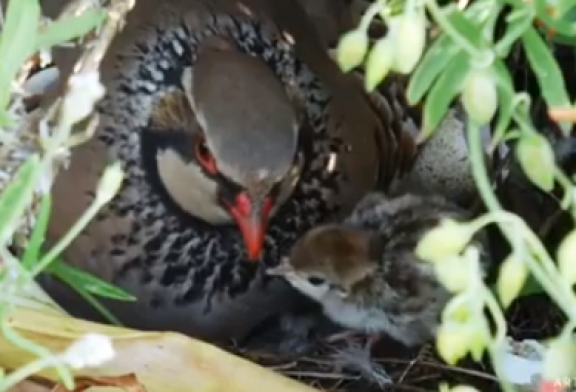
[0, 0, 40, 122]
[522, 26, 572, 134]
[443, 5, 488, 49]
[47, 261, 136, 301]
[533, 0, 576, 37]
[72, 286, 124, 326]
[21, 193, 52, 269]
[498, 0, 527, 8]
[494, 7, 534, 57]
[547, 34, 576, 47]
[556, 0, 576, 20]
[522, 27, 571, 108]
[0, 156, 41, 246]
[491, 59, 516, 96]
[35, 10, 106, 50]
[463, 0, 495, 23]
[407, 34, 458, 104]
[422, 50, 471, 137]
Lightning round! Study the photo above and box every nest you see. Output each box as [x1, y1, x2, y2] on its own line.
[3, 0, 575, 391]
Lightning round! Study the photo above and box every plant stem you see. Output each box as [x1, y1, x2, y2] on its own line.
[0, 314, 73, 388]
[30, 200, 103, 277]
[467, 120, 503, 211]
[483, 286, 516, 392]
[0, 356, 61, 391]
[425, 0, 490, 59]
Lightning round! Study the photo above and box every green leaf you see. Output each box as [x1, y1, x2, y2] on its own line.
[47, 260, 136, 302]
[498, 0, 527, 8]
[35, 9, 106, 50]
[0, 155, 41, 246]
[72, 287, 124, 326]
[49, 261, 127, 325]
[546, 33, 576, 46]
[0, 0, 40, 124]
[443, 5, 488, 50]
[557, 0, 576, 20]
[533, 0, 576, 37]
[422, 50, 470, 137]
[21, 194, 52, 269]
[522, 26, 572, 134]
[495, 7, 534, 57]
[515, 133, 556, 192]
[492, 58, 516, 95]
[407, 34, 458, 104]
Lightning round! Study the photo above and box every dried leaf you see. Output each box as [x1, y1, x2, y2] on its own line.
[0, 308, 320, 392]
[50, 374, 146, 392]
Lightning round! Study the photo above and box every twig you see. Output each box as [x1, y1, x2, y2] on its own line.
[396, 345, 427, 384]
[374, 358, 498, 382]
[280, 370, 358, 380]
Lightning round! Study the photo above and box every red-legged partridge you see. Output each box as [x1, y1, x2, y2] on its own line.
[37, 0, 417, 343]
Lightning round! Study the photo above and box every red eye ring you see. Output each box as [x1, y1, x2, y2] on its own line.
[194, 136, 217, 174]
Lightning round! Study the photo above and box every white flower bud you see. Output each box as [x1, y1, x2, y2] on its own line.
[60, 333, 115, 369]
[95, 162, 124, 205]
[61, 71, 105, 127]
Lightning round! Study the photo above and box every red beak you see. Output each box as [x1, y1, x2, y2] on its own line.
[225, 192, 273, 261]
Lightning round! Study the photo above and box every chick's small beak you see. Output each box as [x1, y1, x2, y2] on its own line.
[225, 192, 273, 261]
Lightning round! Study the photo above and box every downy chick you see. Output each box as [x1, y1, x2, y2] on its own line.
[267, 192, 490, 348]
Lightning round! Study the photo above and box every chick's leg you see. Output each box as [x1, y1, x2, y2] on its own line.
[325, 329, 366, 344]
[365, 332, 383, 351]
[330, 333, 391, 387]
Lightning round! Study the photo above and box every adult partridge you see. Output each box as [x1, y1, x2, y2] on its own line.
[39, 0, 416, 343]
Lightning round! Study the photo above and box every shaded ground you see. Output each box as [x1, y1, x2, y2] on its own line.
[238, 294, 564, 392]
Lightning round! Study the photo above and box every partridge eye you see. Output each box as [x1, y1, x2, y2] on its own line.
[194, 137, 216, 173]
[307, 276, 326, 286]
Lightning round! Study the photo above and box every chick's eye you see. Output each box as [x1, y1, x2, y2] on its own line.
[307, 276, 326, 286]
[194, 137, 216, 173]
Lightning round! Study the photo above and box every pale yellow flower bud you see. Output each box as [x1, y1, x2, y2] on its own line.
[336, 29, 369, 73]
[390, 9, 426, 74]
[364, 36, 396, 92]
[497, 254, 528, 308]
[461, 69, 498, 125]
[416, 219, 474, 263]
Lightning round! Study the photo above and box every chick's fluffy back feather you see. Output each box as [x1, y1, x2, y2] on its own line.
[344, 192, 490, 306]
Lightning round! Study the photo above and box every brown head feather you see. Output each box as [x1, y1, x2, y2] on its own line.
[288, 224, 380, 290]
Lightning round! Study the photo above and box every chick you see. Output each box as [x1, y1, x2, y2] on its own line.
[267, 191, 490, 349]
